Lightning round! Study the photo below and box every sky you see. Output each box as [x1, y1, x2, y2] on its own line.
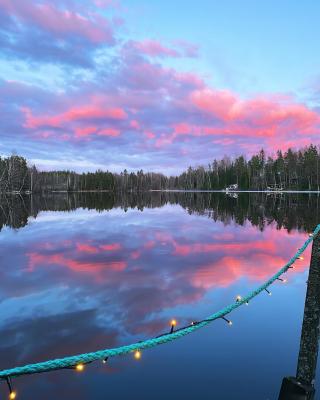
[1, 0, 320, 174]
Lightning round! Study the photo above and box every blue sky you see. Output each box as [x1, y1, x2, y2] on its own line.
[0, 0, 319, 173]
[121, 0, 320, 95]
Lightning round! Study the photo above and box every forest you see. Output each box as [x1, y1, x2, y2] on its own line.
[0, 144, 319, 193]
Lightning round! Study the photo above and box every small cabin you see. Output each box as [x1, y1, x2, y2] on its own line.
[266, 184, 284, 191]
[226, 184, 238, 191]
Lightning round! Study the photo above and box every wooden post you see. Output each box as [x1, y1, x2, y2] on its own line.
[278, 230, 320, 400]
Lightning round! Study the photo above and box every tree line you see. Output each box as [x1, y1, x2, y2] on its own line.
[0, 144, 319, 193]
[175, 144, 320, 191]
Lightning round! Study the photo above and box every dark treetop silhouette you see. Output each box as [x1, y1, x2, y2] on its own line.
[0, 144, 319, 193]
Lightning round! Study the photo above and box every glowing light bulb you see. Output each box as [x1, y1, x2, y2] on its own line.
[309, 233, 313, 237]
[75, 364, 85, 372]
[170, 319, 177, 333]
[236, 295, 242, 302]
[102, 358, 108, 364]
[134, 350, 141, 360]
[283, 278, 287, 283]
[222, 316, 232, 326]
[298, 256, 304, 260]
[9, 392, 17, 400]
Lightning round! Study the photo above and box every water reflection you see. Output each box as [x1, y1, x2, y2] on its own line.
[0, 192, 319, 399]
[0, 191, 319, 232]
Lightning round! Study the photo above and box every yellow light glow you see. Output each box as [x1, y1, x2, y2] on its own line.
[9, 392, 17, 400]
[134, 350, 141, 360]
[299, 256, 304, 260]
[75, 364, 85, 372]
[236, 295, 242, 302]
[170, 319, 177, 327]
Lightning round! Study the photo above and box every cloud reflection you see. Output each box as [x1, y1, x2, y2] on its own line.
[0, 196, 313, 399]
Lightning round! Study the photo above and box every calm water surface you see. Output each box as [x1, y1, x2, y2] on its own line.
[0, 192, 319, 399]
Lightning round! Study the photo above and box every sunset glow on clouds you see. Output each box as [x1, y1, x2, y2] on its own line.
[1, 1, 320, 172]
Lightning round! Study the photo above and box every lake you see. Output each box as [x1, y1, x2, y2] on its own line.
[0, 192, 319, 399]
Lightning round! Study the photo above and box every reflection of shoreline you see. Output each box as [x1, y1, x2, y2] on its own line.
[3, 189, 320, 194]
[153, 189, 320, 193]
[0, 191, 319, 232]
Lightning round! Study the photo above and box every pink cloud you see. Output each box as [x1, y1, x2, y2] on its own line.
[13, 34, 320, 159]
[174, 72, 205, 88]
[189, 251, 300, 290]
[98, 128, 121, 137]
[130, 120, 140, 129]
[144, 131, 156, 139]
[23, 105, 127, 129]
[0, 0, 114, 44]
[130, 250, 141, 259]
[27, 252, 127, 275]
[76, 242, 99, 254]
[132, 40, 180, 58]
[100, 243, 122, 251]
[173, 240, 276, 257]
[190, 89, 320, 134]
[75, 126, 97, 137]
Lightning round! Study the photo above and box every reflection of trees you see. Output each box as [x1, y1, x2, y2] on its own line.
[0, 194, 29, 230]
[173, 192, 320, 233]
[0, 192, 319, 233]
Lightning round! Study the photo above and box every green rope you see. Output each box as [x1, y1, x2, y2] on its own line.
[1, 224, 319, 380]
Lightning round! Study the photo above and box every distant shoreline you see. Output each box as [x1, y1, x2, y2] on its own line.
[151, 189, 320, 194]
[2, 189, 320, 195]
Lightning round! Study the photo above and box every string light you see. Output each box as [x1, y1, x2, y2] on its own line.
[277, 277, 287, 283]
[134, 350, 141, 360]
[102, 357, 108, 364]
[6, 378, 16, 399]
[75, 364, 85, 372]
[221, 316, 232, 326]
[265, 288, 272, 295]
[236, 295, 248, 305]
[309, 233, 313, 237]
[298, 256, 304, 260]
[170, 319, 177, 333]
